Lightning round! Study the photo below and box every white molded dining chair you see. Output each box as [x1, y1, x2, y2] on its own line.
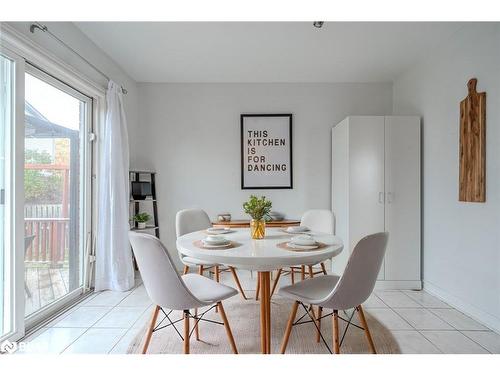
[176, 208, 247, 300]
[262, 209, 335, 299]
[301, 209, 335, 234]
[175, 208, 217, 273]
[297, 209, 335, 276]
[129, 231, 238, 354]
[279, 232, 389, 354]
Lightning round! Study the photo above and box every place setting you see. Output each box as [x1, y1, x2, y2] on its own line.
[194, 234, 240, 250]
[277, 233, 327, 252]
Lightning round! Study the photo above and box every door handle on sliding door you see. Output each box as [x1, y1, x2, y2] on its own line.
[378, 192, 385, 204]
[386, 192, 393, 203]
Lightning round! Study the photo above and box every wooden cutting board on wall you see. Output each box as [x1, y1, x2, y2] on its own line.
[459, 78, 486, 202]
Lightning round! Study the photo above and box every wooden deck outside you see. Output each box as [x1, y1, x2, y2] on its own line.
[25, 264, 70, 317]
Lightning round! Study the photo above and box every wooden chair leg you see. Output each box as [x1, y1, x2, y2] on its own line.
[214, 266, 220, 312]
[194, 308, 200, 340]
[215, 266, 220, 282]
[142, 305, 160, 354]
[309, 304, 318, 320]
[270, 268, 282, 297]
[280, 301, 299, 354]
[320, 262, 327, 275]
[183, 265, 189, 275]
[308, 265, 314, 278]
[332, 310, 340, 354]
[191, 266, 205, 335]
[255, 276, 260, 300]
[316, 306, 323, 343]
[357, 305, 376, 354]
[290, 267, 295, 284]
[229, 267, 248, 300]
[301, 266, 305, 280]
[183, 310, 190, 354]
[217, 301, 238, 354]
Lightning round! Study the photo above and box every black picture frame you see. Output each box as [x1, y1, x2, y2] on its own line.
[240, 113, 293, 189]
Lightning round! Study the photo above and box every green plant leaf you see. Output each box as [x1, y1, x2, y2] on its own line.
[133, 212, 151, 222]
[242, 195, 272, 220]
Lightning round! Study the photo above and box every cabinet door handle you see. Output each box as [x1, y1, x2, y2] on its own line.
[387, 192, 393, 203]
[378, 192, 384, 204]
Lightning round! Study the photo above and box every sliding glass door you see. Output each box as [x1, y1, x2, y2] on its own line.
[1, 36, 95, 340]
[24, 66, 92, 323]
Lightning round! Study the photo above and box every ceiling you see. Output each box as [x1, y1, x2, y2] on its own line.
[75, 22, 467, 83]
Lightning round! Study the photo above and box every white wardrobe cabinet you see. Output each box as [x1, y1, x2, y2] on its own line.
[332, 116, 421, 290]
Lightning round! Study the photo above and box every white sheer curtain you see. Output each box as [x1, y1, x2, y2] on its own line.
[95, 81, 135, 291]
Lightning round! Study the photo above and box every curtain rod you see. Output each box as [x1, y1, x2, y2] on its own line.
[29, 22, 128, 94]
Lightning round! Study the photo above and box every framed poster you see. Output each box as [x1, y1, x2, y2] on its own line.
[241, 114, 293, 189]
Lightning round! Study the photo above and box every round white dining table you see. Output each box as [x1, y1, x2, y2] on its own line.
[176, 228, 344, 354]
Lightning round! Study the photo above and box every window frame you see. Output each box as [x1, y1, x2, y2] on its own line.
[0, 46, 25, 343]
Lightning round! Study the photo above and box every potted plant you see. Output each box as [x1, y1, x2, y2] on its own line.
[133, 212, 151, 229]
[243, 195, 272, 239]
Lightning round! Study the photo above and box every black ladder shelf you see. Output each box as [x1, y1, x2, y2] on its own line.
[129, 171, 160, 238]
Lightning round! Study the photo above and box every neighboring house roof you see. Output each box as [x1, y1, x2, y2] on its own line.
[25, 101, 78, 139]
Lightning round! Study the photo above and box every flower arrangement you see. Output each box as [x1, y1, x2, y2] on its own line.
[243, 195, 272, 220]
[243, 195, 272, 239]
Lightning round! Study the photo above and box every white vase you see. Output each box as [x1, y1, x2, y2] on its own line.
[137, 222, 147, 229]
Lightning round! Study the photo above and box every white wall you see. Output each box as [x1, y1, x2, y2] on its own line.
[393, 24, 500, 332]
[135, 83, 392, 264]
[4, 22, 142, 164]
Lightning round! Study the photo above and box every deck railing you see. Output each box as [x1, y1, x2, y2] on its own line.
[24, 163, 70, 265]
[25, 218, 69, 265]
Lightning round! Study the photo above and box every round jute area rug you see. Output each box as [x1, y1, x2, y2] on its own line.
[127, 296, 401, 354]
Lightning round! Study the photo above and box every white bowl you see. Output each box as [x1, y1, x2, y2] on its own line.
[290, 234, 316, 246]
[203, 235, 229, 245]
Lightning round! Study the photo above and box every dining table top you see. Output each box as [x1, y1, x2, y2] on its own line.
[176, 228, 344, 271]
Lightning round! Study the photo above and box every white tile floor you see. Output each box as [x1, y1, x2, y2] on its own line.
[19, 270, 500, 354]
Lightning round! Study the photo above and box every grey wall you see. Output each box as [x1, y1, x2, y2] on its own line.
[135, 83, 393, 265]
[5, 22, 142, 163]
[393, 24, 500, 332]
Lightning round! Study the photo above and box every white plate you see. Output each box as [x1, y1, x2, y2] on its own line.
[286, 226, 310, 233]
[206, 227, 232, 234]
[281, 229, 310, 235]
[286, 242, 319, 250]
[201, 242, 232, 249]
[290, 240, 317, 247]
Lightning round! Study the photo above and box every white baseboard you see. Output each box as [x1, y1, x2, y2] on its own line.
[375, 280, 422, 290]
[424, 281, 500, 334]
